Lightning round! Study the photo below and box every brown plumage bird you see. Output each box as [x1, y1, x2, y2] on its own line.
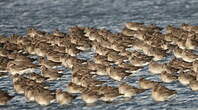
[152, 84, 177, 102]
[0, 90, 14, 105]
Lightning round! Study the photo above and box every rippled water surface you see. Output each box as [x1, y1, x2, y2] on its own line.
[0, 0, 198, 110]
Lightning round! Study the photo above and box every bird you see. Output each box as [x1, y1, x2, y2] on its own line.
[185, 36, 198, 50]
[192, 60, 198, 72]
[189, 80, 198, 91]
[106, 66, 132, 81]
[178, 71, 196, 86]
[181, 50, 198, 62]
[34, 88, 55, 106]
[0, 90, 14, 105]
[139, 78, 161, 89]
[148, 61, 167, 74]
[118, 83, 146, 98]
[160, 71, 178, 83]
[129, 54, 153, 66]
[124, 22, 145, 31]
[40, 66, 62, 80]
[172, 46, 183, 58]
[56, 89, 76, 105]
[80, 89, 100, 104]
[151, 84, 177, 102]
[7, 60, 38, 75]
[38, 57, 62, 69]
[24, 86, 38, 101]
[25, 72, 48, 83]
[66, 82, 86, 94]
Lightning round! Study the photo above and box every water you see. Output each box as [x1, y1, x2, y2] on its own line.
[0, 0, 198, 110]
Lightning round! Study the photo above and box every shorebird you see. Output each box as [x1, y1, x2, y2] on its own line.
[23, 44, 36, 55]
[71, 63, 90, 73]
[148, 61, 167, 74]
[93, 54, 112, 66]
[178, 71, 196, 86]
[24, 86, 39, 101]
[52, 45, 65, 53]
[118, 63, 142, 73]
[92, 42, 111, 56]
[0, 48, 11, 57]
[160, 71, 178, 83]
[0, 90, 14, 105]
[27, 28, 46, 38]
[80, 76, 106, 88]
[100, 91, 120, 102]
[3, 42, 22, 52]
[8, 34, 22, 44]
[139, 78, 161, 89]
[72, 73, 85, 86]
[163, 33, 179, 45]
[13, 77, 27, 94]
[189, 80, 198, 91]
[172, 46, 183, 58]
[110, 43, 127, 52]
[192, 60, 198, 72]
[62, 56, 85, 68]
[0, 56, 10, 72]
[41, 66, 62, 80]
[124, 22, 144, 31]
[39, 57, 61, 69]
[7, 53, 33, 62]
[97, 39, 112, 49]
[121, 27, 138, 37]
[66, 82, 86, 94]
[87, 31, 100, 41]
[181, 50, 198, 62]
[97, 28, 113, 40]
[34, 88, 55, 106]
[106, 51, 128, 65]
[47, 51, 63, 62]
[169, 58, 193, 70]
[69, 35, 92, 50]
[83, 27, 98, 40]
[147, 24, 163, 32]
[56, 89, 76, 105]
[118, 83, 146, 98]
[86, 62, 108, 76]
[129, 55, 153, 66]
[7, 60, 38, 75]
[0, 35, 8, 43]
[13, 75, 48, 94]
[151, 84, 177, 102]
[175, 38, 186, 50]
[105, 34, 123, 44]
[81, 89, 100, 104]
[164, 65, 180, 74]
[92, 85, 120, 102]
[147, 47, 167, 61]
[25, 72, 48, 83]
[65, 46, 81, 57]
[131, 38, 147, 50]
[185, 36, 198, 50]
[180, 23, 198, 33]
[52, 29, 66, 37]
[165, 25, 182, 34]
[71, 71, 96, 86]
[106, 66, 132, 81]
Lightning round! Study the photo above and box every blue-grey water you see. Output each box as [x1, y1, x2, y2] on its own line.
[0, 0, 198, 110]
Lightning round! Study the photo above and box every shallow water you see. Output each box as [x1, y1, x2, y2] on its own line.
[0, 0, 198, 110]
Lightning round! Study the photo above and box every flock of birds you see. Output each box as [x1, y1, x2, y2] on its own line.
[0, 22, 197, 106]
